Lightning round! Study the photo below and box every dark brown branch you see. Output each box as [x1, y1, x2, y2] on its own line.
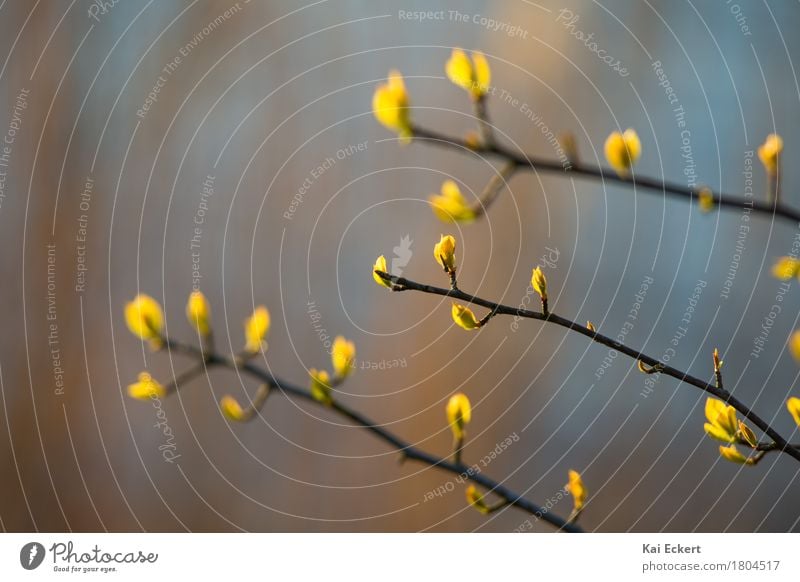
[375, 271, 800, 463]
[160, 337, 582, 532]
[411, 125, 800, 225]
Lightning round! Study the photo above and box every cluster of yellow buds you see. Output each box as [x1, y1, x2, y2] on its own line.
[444, 393, 489, 514]
[124, 291, 277, 404]
[373, 235, 556, 331]
[371, 52, 649, 227]
[307, 336, 357, 406]
[703, 397, 741, 443]
[123, 293, 166, 400]
[703, 397, 759, 464]
[372, 49, 493, 144]
[445, 48, 491, 100]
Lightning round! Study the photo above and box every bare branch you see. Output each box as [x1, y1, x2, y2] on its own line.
[160, 336, 582, 532]
[410, 125, 800, 225]
[373, 271, 800, 463]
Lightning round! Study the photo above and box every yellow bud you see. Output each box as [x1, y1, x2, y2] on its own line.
[464, 131, 481, 150]
[445, 48, 491, 100]
[125, 294, 164, 344]
[221, 385, 269, 422]
[531, 266, 547, 301]
[372, 70, 412, 142]
[127, 372, 166, 400]
[220, 395, 247, 421]
[558, 131, 579, 163]
[698, 187, 714, 213]
[451, 303, 480, 330]
[373, 255, 393, 288]
[713, 348, 722, 373]
[789, 331, 800, 362]
[637, 360, 659, 375]
[244, 306, 270, 353]
[772, 256, 800, 280]
[433, 234, 457, 272]
[719, 445, 751, 465]
[185, 290, 211, 336]
[331, 336, 356, 379]
[586, 321, 596, 332]
[465, 485, 491, 514]
[757, 133, 783, 174]
[703, 397, 738, 443]
[446, 392, 472, 441]
[737, 420, 758, 448]
[429, 180, 476, 223]
[787, 397, 800, 428]
[309, 369, 333, 406]
[566, 470, 587, 512]
[472, 53, 491, 94]
[704, 423, 734, 444]
[604, 128, 641, 175]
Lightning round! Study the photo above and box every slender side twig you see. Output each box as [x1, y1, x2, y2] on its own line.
[159, 337, 582, 532]
[473, 94, 495, 147]
[410, 125, 800, 225]
[473, 160, 517, 217]
[375, 271, 800, 463]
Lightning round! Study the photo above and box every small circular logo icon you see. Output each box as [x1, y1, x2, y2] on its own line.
[20, 542, 45, 570]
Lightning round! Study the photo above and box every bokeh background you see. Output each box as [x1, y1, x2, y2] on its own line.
[1, 0, 800, 532]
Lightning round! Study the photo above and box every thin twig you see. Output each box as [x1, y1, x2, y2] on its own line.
[374, 271, 800, 463]
[159, 337, 582, 532]
[473, 94, 494, 147]
[473, 160, 517, 217]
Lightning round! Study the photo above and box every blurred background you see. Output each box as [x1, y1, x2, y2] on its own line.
[1, 0, 800, 532]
